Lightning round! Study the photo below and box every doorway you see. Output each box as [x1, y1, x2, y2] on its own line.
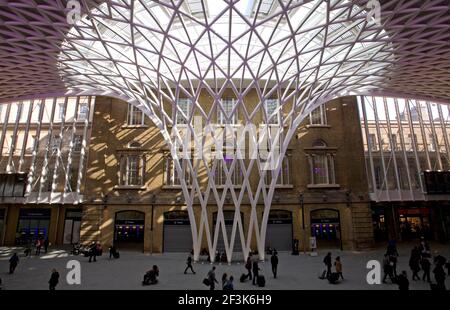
[310, 209, 341, 249]
[114, 211, 145, 251]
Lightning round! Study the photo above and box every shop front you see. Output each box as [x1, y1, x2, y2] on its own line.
[63, 209, 82, 245]
[16, 208, 51, 245]
[310, 209, 341, 249]
[398, 207, 431, 240]
[114, 211, 145, 250]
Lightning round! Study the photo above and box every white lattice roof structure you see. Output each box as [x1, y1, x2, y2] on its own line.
[0, 0, 449, 261]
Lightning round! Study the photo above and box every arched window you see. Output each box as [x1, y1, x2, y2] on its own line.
[128, 141, 141, 148]
[312, 139, 327, 148]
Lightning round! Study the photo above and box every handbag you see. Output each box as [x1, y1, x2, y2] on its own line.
[202, 278, 210, 286]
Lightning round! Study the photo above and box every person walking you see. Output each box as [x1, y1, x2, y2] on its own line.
[184, 255, 196, 274]
[397, 271, 409, 290]
[409, 246, 421, 281]
[48, 269, 60, 290]
[419, 237, 431, 259]
[323, 252, 332, 279]
[221, 273, 228, 289]
[386, 240, 399, 277]
[9, 253, 19, 274]
[35, 238, 42, 256]
[88, 242, 98, 262]
[433, 261, 446, 290]
[335, 256, 344, 280]
[207, 266, 218, 291]
[270, 250, 278, 279]
[245, 257, 252, 280]
[421, 256, 431, 283]
[382, 254, 394, 283]
[109, 245, 117, 259]
[252, 260, 260, 285]
[44, 237, 50, 253]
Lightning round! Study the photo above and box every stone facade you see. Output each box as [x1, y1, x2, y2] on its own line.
[79, 95, 374, 253]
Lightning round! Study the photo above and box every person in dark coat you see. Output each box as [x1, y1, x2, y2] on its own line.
[44, 238, 50, 253]
[245, 257, 252, 280]
[382, 254, 394, 283]
[323, 252, 332, 279]
[252, 260, 260, 285]
[409, 246, 421, 281]
[184, 255, 196, 274]
[397, 271, 409, 290]
[35, 238, 42, 256]
[433, 262, 446, 290]
[270, 250, 279, 278]
[48, 269, 60, 290]
[109, 245, 117, 259]
[88, 242, 97, 262]
[421, 257, 431, 283]
[386, 240, 399, 277]
[207, 266, 218, 290]
[419, 237, 430, 258]
[9, 253, 19, 274]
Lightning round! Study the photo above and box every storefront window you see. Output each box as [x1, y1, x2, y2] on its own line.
[16, 209, 51, 245]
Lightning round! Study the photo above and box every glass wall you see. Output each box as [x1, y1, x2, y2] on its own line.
[0, 96, 95, 202]
[358, 96, 450, 201]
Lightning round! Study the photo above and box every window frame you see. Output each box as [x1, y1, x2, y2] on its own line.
[127, 103, 145, 126]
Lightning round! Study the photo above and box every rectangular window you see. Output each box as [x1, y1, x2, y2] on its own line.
[26, 135, 37, 154]
[119, 154, 144, 186]
[264, 99, 280, 125]
[58, 103, 65, 120]
[374, 166, 381, 189]
[390, 134, 398, 151]
[51, 135, 61, 152]
[310, 154, 336, 185]
[127, 103, 145, 125]
[428, 134, 437, 152]
[165, 158, 191, 186]
[214, 157, 242, 186]
[65, 169, 77, 192]
[265, 156, 290, 186]
[176, 99, 192, 125]
[218, 98, 237, 125]
[126, 155, 140, 186]
[78, 104, 89, 121]
[9, 135, 15, 153]
[407, 134, 417, 151]
[368, 134, 378, 151]
[309, 105, 327, 125]
[73, 135, 83, 152]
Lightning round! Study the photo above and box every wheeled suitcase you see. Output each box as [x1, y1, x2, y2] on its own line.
[257, 275, 265, 287]
[328, 272, 340, 284]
